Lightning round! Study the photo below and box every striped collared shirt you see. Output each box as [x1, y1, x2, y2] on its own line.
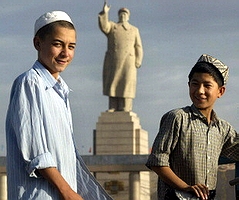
[146, 105, 239, 199]
[6, 61, 112, 200]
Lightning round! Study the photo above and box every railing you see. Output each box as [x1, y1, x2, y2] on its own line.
[0, 156, 239, 200]
[0, 155, 150, 200]
[219, 157, 239, 199]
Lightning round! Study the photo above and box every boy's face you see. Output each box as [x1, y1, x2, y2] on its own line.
[188, 72, 225, 115]
[34, 26, 76, 79]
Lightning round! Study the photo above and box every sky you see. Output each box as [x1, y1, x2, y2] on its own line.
[0, 0, 239, 156]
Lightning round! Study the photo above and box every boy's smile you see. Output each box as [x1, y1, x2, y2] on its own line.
[189, 72, 225, 119]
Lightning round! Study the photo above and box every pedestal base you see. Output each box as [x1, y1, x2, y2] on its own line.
[95, 112, 148, 155]
[94, 111, 150, 200]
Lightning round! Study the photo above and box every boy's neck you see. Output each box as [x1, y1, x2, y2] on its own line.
[198, 108, 213, 124]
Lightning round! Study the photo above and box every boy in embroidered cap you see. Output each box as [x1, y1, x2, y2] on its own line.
[146, 54, 239, 200]
[196, 54, 229, 85]
[6, 11, 112, 200]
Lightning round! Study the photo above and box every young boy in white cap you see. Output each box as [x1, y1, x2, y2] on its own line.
[6, 11, 112, 200]
[146, 54, 239, 200]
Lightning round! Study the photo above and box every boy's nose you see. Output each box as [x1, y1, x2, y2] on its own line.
[198, 85, 205, 94]
[60, 48, 69, 57]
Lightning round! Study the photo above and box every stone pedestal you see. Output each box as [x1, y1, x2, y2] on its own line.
[94, 111, 150, 200]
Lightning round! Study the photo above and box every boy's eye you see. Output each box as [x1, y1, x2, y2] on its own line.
[69, 45, 75, 50]
[204, 84, 212, 88]
[190, 82, 198, 86]
[53, 42, 62, 47]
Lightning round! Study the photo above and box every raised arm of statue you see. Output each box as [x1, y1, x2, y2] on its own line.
[103, 2, 111, 13]
[98, 2, 112, 34]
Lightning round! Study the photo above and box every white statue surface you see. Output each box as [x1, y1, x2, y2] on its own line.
[98, 2, 143, 112]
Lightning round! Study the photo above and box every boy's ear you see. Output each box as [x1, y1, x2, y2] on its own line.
[33, 36, 40, 50]
[218, 86, 226, 98]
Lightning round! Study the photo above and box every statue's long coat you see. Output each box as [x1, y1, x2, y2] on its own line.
[98, 12, 143, 98]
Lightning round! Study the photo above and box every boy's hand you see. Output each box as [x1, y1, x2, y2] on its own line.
[61, 189, 84, 200]
[185, 183, 209, 200]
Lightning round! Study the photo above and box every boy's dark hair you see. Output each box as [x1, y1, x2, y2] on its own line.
[188, 62, 224, 87]
[35, 20, 75, 40]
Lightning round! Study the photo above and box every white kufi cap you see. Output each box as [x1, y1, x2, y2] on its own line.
[34, 11, 73, 35]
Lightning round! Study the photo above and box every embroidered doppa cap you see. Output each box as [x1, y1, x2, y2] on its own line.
[197, 54, 229, 85]
[118, 8, 130, 16]
[34, 11, 73, 35]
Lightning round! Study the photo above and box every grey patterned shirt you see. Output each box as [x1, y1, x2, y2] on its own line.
[146, 105, 239, 199]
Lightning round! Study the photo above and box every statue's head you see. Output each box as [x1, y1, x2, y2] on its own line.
[118, 8, 130, 22]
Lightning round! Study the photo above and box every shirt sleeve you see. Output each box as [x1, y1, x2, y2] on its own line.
[8, 76, 57, 177]
[146, 110, 181, 168]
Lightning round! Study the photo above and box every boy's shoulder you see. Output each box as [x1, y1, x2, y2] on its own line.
[14, 67, 39, 85]
[12, 62, 49, 91]
[164, 106, 234, 130]
[160, 106, 192, 123]
[215, 115, 233, 129]
[165, 106, 191, 117]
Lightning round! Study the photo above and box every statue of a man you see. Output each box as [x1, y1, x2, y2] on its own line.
[98, 2, 143, 112]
